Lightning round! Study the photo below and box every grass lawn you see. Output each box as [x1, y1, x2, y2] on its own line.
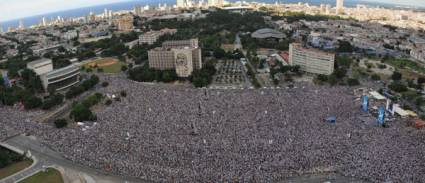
[0, 159, 33, 179]
[101, 61, 125, 73]
[19, 168, 63, 183]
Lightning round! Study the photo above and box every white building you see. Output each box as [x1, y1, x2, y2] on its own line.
[27, 58, 53, 76]
[63, 30, 78, 40]
[139, 28, 177, 45]
[208, 0, 223, 7]
[289, 43, 335, 75]
[336, 0, 344, 15]
[27, 59, 80, 91]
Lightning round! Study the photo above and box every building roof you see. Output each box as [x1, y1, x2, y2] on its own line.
[46, 64, 79, 79]
[369, 91, 386, 100]
[251, 28, 285, 39]
[27, 58, 52, 67]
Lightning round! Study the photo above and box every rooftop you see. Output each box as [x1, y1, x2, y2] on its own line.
[27, 58, 52, 67]
[251, 28, 285, 39]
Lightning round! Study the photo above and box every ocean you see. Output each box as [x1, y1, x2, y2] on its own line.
[0, 0, 422, 31]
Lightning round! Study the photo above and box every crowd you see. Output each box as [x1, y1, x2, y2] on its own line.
[2, 74, 425, 183]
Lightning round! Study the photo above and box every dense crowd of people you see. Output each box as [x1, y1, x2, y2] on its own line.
[2, 74, 425, 183]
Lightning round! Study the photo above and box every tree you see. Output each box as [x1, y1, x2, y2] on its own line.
[333, 68, 347, 79]
[371, 74, 381, 81]
[42, 94, 64, 110]
[70, 103, 96, 122]
[20, 69, 43, 92]
[347, 78, 360, 86]
[121, 65, 128, 72]
[418, 77, 425, 84]
[337, 40, 354, 53]
[316, 74, 328, 82]
[388, 82, 408, 93]
[213, 48, 226, 59]
[23, 96, 43, 110]
[391, 71, 402, 81]
[54, 119, 68, 128]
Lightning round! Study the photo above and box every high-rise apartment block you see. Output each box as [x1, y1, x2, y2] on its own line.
[289, 43, 335, 75]
[336, 0, 344, 15]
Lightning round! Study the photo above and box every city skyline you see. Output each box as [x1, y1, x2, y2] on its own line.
[1, 0, 425, 22]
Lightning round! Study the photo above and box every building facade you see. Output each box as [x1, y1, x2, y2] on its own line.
[336, 0, 344, 15]
[117, 15, 134, 31]
[289, 43, 335, 75]
[27, 59, 80, 92]
[139, 28, 177, 45]
[148, 39, 202, 77]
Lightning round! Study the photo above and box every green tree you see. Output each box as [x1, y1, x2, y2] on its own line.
[388, 82, 408, 93]
[70, 103, 96, 122]
[391, 71, 402, 81]
[23, 96, 43, 109]
[54, 119, 68, 128]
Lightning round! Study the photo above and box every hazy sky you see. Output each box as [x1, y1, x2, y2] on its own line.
[0, 0, 424, 22]
[0, 0, 123, 22]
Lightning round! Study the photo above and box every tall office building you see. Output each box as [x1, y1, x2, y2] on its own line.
[104, 8, 109, 18]
[289, 43, 335, 75]
[336, 0, 344, 15]
[42, 17, 47, 27]
[325, 4, 331, 14]
[18, 20, 24, 30]
[0, 26, 3, 34]
[134, 6, 142, 16]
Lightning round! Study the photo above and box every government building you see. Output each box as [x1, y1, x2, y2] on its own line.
[27, 59, 80, 92]
[148, 39, 202, 77]
[289, 43, 335, 75]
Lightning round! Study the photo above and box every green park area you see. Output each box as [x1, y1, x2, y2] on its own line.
[0, 147, 33, 179]
[19, 168, 63, 183]
[83, 58, 125, 73]
[0, 160, 33, 179]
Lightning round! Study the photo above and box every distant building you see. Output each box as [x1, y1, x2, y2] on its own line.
[289, 43, 335, 75]
[176, 0, 188, 8]
[63, 30, 78, 40]
[134, 6, 142, 16]
[139, 28, 177, 45]
[208, 0, 223, 7]
[251, 28, 285, 39]
[148, 39, 202, 77]
[336, 0, 344, 15]
[117, 15, 134, 31]
[27, 59, 80, 92]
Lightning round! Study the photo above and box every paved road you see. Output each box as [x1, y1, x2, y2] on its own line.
[0, 135, 152, 183]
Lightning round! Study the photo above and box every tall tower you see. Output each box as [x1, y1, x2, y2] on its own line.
[134, 6, 142, 16]
[18, 20, 24, 30]
[42, 17, 47, 27]
[336, 0, 344, 15]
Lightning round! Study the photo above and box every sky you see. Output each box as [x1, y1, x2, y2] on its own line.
[0, 0, 123, 22]
[0, 0, 424, 22]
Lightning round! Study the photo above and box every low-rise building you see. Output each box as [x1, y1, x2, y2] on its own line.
[139, 28, 177, 45]
[289, 43, 335, 75]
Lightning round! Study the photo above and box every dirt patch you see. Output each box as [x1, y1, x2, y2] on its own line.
[86, 58, 118, 68]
